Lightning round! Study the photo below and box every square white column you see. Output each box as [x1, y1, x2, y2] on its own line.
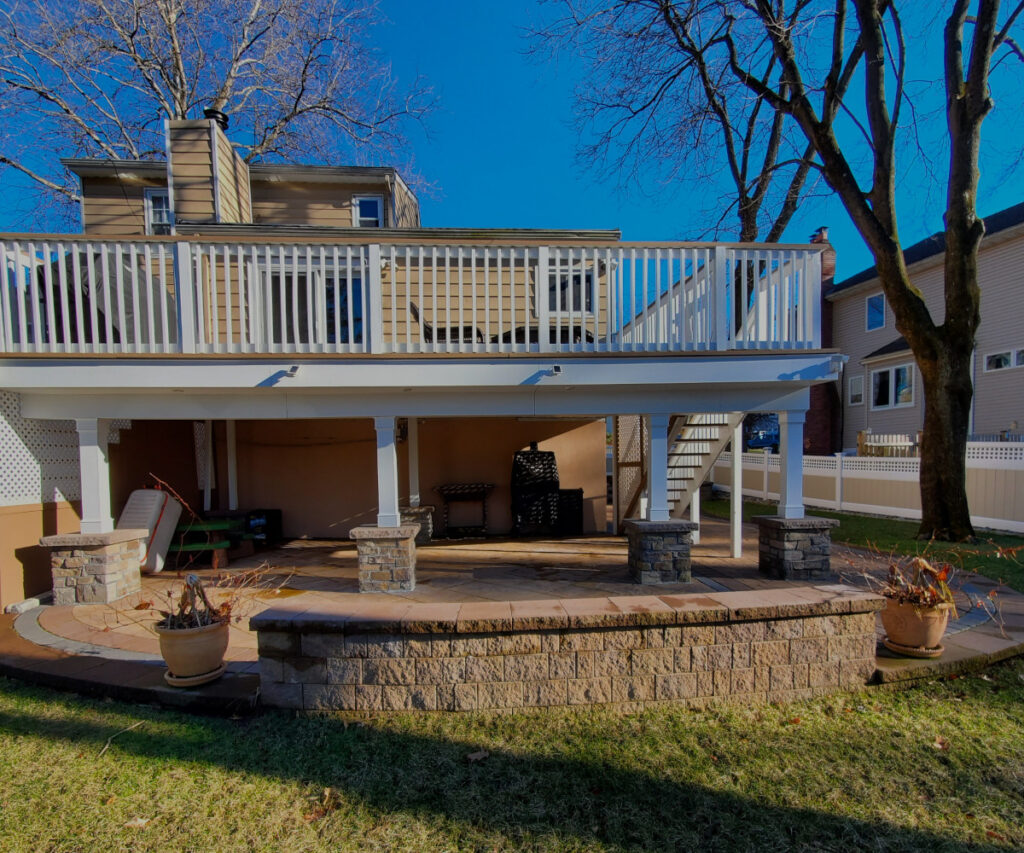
[407, 417, 420, 508]
[76, 418, 113, 533]
[730, 418, 743, 557]
[647, 413, 670, 522]
[778, 410, 806, 519]
[374, 416, 401, 527]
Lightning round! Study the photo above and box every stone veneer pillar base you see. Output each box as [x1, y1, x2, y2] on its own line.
[623, 519, 698, 584]
[41, 529, 148, 605]
[351, 524, 420, 592]
[400, 506, 435, 545]
[754, 516, 840, 580]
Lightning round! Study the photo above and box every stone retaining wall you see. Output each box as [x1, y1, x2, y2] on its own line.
[252, 587, 883, 712]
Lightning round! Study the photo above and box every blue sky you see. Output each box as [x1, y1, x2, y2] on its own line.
[2, 1, 1020, 285]
[378, 1, 1024, 283]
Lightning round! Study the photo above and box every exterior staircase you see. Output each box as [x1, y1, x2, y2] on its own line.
[667, 413, 744, 517]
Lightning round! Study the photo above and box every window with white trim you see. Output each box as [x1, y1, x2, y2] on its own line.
[353, 195, 384, 228]
[871, 363, 914, 409]
[984, 348, 1024, 372]
[848, 374, 864, 406]
[865, 292, 885, 331]
[144, 188, 173, 235]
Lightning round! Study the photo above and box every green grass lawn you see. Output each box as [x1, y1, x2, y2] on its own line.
[703, 498, 1024, 592]
[2, 665, 1024, 851]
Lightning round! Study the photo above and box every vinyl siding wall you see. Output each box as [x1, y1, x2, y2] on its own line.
[81, 177, 162, 236]
[168, 122, 216, 223]
[831, 226, 1024, 449]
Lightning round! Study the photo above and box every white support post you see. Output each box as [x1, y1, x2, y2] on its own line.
[76, 418, 113, 534]
[689, 478, 700, 544]
[730, 418, 742, 557]
[367, 243, 385, 354]
[374, 416, 401, 527]
[778, 410, 806, 519]
[203, 419, 214, 513]
[226, 419, 238, 511]
[835, 452, 844, 511]
[173, 241, 196, 353]
[407, 417, 420, 508]
[647, 413, 670, 521]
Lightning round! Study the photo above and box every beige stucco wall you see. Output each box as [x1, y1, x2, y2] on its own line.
[225, 417, 606, 539]
[832, 225, 1024, 448]
[0, 501, 81, 609]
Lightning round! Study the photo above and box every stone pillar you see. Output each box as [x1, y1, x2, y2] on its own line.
[42, 529, 147, 605]
[400, 505, 435, 545]
[754, 515, 839, 580]
[76, 418, 113, 534]
[623, 519, 697, 584]
[351, 524, 419, 592]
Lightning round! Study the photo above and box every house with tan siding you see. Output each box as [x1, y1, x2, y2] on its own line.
[828, 201, 1024, 452]
[0, 112, 839, 610]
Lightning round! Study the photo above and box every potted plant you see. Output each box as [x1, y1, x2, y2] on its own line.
[153, 573, 232, 686]
[878, 556, 956, 659]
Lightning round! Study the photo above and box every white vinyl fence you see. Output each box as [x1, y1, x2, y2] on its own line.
[711, 443, 1024, 534]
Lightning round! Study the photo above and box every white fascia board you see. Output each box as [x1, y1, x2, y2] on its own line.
[18, 386, 812, 421]
[0, 352, 842, 395]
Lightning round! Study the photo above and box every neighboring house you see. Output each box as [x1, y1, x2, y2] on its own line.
[829, 201, 1024, 451]
[0, 114, 836, 609]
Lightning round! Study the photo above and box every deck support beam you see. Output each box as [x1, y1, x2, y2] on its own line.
[730, 418, 743, 557]
[646, 413, 670, 522]
[75, 418, 113, 534]
[374, 416, 401, 528]
[778, 409, 806, 519]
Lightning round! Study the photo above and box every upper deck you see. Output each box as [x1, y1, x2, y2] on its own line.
[1, 233, 824, 358]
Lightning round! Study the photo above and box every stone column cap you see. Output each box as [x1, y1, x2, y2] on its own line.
[622, 519, 699, 534]
[350, 524, 420, 541]
[752, 515, 840, 530]
[40, 528, 149, 547]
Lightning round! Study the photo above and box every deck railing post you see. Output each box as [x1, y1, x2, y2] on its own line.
[367, 243, 385, 353]
[537, 246, 550, 349]
[713, 245, 730, 350]
[808, 250, 822, 348]
[173, 241, 196, 354]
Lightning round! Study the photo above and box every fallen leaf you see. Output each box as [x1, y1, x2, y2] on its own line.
[933, 735, 950, 751]
[103, 795, 116, 806]
[788, 717, 802, 725]
[134, 600, 153, 610]
[964, 812, 975, 819]
[466, 749, 489, 763]
[986, 830, 1007, 841]
[124, 817, 150, 829]
[978, 674, 993, 682]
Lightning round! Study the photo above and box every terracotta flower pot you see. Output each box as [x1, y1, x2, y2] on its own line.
[880, 599, 951, 658]
[154, 620, 229, 686]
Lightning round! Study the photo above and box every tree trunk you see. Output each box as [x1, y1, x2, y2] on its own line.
[916, 345, 976, 541]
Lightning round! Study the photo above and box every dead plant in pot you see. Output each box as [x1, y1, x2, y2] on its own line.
[153, 573, 232, 686]
[876, 556, 958, 659]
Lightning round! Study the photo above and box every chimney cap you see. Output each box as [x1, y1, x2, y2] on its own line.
[203, 107, 229, 131]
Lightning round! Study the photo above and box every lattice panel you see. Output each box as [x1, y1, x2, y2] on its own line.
[966, 442, 1024, 463]
[0, 390, 80, 506]
[615, 415, 645, 525]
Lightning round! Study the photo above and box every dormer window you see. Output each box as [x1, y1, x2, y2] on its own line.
[144, 188, 173, 235]
[354, 195, 384, 228]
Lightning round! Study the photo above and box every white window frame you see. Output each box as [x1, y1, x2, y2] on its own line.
[353, 194, 385, 228]
[865, 292, 885, 331]
[848, 374, 864, 406]
[143, 187, 173, 235]
[983, 348, 1024, 372]
[870, 363, 914, 410]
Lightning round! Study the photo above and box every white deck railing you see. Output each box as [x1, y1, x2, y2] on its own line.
[0, 238, 822, 356]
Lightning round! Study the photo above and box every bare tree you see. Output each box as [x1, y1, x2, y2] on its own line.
[537, 1, 848, 243]
[0, 0, 432, 225]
